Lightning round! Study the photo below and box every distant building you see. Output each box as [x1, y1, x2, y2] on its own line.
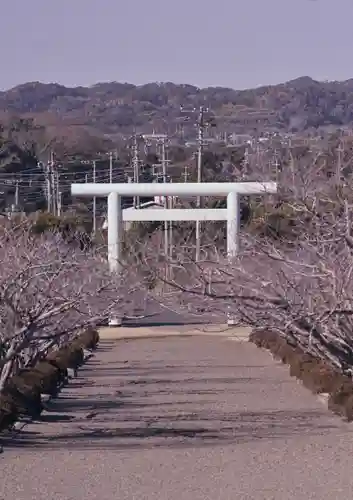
[102, 200, 165, 231]
[229, 134, 253, 146]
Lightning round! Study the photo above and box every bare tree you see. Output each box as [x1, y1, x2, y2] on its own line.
[0, 222, 146, 389]
[147, 145, 353, 371]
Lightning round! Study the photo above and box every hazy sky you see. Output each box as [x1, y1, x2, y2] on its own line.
[1, 0, 352, 91]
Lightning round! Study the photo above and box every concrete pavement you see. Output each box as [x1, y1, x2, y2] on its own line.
[99, 324, 252, 340]
[1, 333, 353, 499]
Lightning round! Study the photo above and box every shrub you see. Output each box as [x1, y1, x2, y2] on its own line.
[250, 328, 353, 421]
[0, 328, 100, 432]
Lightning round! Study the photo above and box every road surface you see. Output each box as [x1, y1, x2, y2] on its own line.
[1, 334, 353, 499]
[122, 295, 222, 327]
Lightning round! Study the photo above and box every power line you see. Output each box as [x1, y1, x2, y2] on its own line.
[109, 151, 113, 183]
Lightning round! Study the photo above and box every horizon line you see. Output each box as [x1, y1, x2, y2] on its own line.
[1, 74, 352, 94]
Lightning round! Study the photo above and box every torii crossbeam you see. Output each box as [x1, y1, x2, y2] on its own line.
[71, 181, 277, 271]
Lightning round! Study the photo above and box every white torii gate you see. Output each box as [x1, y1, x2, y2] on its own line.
[71, 182, 277, 272]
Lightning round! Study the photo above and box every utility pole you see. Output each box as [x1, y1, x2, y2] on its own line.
[142, 133, 171, 280]
[152, 163, 159, 177]
[241, 146, 249, 178]
[132, 135, 140, 208]
[56, 172, 60, 217]
[337, 141, 344, 184]
[196, 106, 207, 262]
[161, 137, 169, 273]
[256, 142, 261, 170]
[161, 138, 167, 184]
[15, 180, 19, 208]
[179, 105, 214, 261]
[168, 179, 174, 267]
[183, 165, 189, 182]
[57, 190, 62, 217]
[93, 160, 97, 234]
[273, 155, 280, 182]
[45, 156, 52, 213]
[109, 151, 113, 183]
[50, 152, 57, 216]
[43, 151, 57, 215]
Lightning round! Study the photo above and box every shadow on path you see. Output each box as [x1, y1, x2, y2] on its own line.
[1, 407, 341, 451]
[1, 337, 346, 452]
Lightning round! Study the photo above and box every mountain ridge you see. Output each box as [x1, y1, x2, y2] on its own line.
[1, 75, 353, 156]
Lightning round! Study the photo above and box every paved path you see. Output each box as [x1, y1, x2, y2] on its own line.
[99, 324, 251, 340]
[1, 335, 353, 499]
[121, 295, 225, 326]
